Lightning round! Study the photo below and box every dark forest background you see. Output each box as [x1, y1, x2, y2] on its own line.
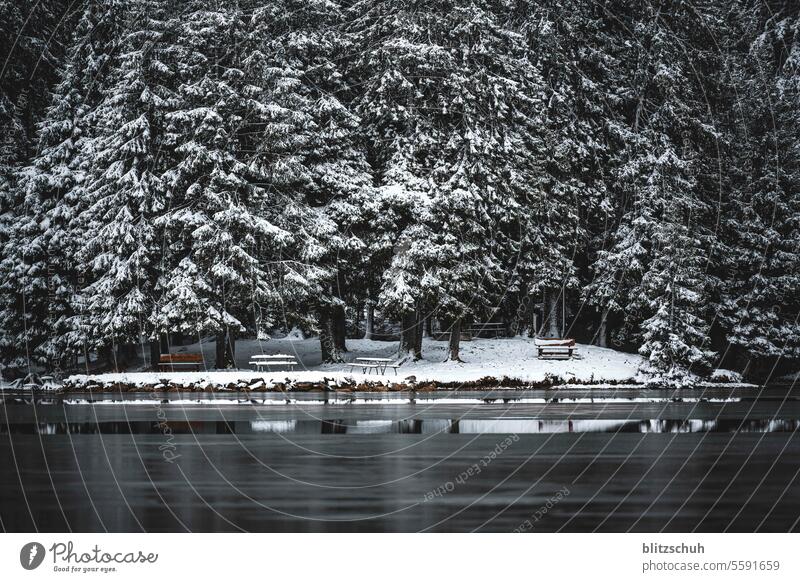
[0, 0, 798, 383]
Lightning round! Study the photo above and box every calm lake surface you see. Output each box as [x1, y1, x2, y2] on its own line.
[2, 386, 799, 532]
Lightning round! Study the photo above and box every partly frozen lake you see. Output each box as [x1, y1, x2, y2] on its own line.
[2, 386, 799, 532]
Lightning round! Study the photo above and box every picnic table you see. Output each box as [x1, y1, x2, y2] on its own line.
[250, 354, 298, 371]
[348, 357, 402, 376]
[534, 338, 577, 360]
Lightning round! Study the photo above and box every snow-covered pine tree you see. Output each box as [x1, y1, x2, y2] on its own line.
[424, 1, 551, 361]
[248, 0, 373, 363]
[0, 0, 119, 371]
[78, 0, 177, 365]
[718, 1, 800, 374]
[0, 0, 72, 183]
[635, 133, 717, 382]
[345, 0, 443, 359]
[156, 2, 299, 367]
[583, 124, 655, 349]
[520, 0, 624, 341]
[589, 2, 720, 379]
[350, 0, 550, 360]
[579, 1, 676, 348]
[0, 0, 796, 385]
[240, 1, 343, 364]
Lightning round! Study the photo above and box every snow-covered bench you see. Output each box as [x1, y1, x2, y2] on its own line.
[534, 338, 576, 360]
[250, 354, 298, 371]
[159, 353, 204, 371]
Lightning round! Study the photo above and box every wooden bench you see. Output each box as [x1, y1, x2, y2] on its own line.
[467, 322, 506, 338]
[250, 354, 298, 371]
[158, 353, 204, 371]
[534, 338, 576, 360]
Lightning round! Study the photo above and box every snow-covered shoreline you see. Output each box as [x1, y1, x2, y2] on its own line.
[56, 337, 752, 392]
[60, 371, 642, 393]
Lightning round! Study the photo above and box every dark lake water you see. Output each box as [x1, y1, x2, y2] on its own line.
[2, 386, 800, 532]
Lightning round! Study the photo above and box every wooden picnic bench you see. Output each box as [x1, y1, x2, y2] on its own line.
[348, 357, 402, 376]
[250, 354, 298, 371]
[467, 322, 506, 338]
[534, 338, 577, 360]
[158, 353, 204, 371]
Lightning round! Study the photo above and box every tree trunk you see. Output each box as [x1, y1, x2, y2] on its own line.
[547, 291, 560, 338]
[320, 306, 343, 363]
[399, 310, 417, 357]
[114, 344, 125, 369]
[149, 339, 161, 371]
[333, 304, 347, 353]
[319, 307, 332, 362]
[413, 309, 423, 360]
[116, 343, 136, 368]
[226, 327, 237, 368]
[215, 330, 227, 369]
[103, 345, 117, 372]
[159, 332, 169, 354]
[364, 301, 374, 340]
[448, 317, 463, 362]
[597, 308, 609, 348]
[424, 315, 432, 338]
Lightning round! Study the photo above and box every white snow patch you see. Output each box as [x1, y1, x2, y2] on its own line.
[65, 336, 662, 389]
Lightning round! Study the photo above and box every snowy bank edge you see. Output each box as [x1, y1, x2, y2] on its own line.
[53, 371, 757, 393]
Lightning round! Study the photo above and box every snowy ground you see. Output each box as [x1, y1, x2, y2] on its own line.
[65, 336, 651, 390]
